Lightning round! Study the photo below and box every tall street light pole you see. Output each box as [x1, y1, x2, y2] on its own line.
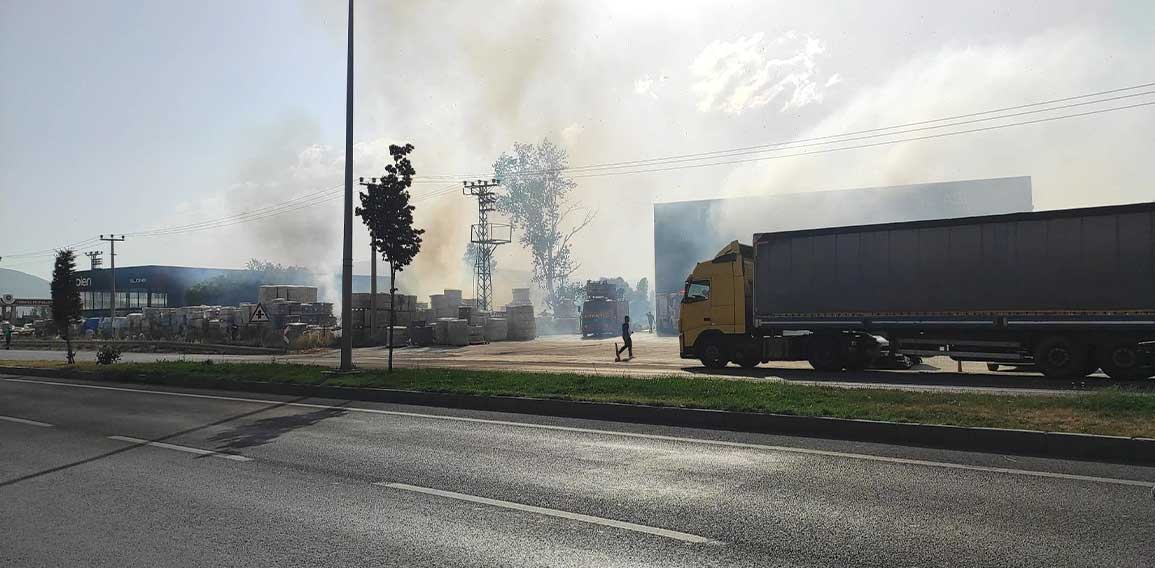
[339, 0, 355, 371]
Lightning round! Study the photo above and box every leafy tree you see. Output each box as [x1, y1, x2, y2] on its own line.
[185, 259, 311, 306]
[631, 277, 652, 321]
[494, 139, 594, 314]
[50, 249, 82, 364]
[462, 242, 497, 274]
[357, 143, 424, 371]
[244, 259, 308, 274]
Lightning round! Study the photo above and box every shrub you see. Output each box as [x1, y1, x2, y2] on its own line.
[96, 345, 122, 365]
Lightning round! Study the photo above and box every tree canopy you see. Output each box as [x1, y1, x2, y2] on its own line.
[51, 249, 82, 363]
[357, 143, 424, 276]
[494, 139, 594, 313]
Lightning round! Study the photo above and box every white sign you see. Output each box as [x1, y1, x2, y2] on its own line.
[249, 303, 271, 324]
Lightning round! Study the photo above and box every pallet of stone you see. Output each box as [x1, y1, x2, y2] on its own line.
[468, 325, 486, 344]
[511, 288, 531, 306]
[258, 285, 318, 304]
[383, 326, 409, 347]
[410, 324, 435, 347]
[483, 317, 508, 341]
[446, 319, 469, 346]
[432, 318, 469, 346]
[506, 305, 536, 341]
[443, 289, 463, 307]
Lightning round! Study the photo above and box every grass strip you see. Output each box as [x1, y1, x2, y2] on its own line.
[4, 359, 1154, 438]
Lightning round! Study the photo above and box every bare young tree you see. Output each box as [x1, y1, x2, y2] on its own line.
[494, 139, 594, 313]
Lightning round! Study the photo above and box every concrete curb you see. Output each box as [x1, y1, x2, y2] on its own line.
[8, 340, 286, 356]
[3, 366, 1152, 466]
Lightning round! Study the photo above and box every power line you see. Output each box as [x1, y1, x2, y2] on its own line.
[564, 100, 1155, 179]
[551, 89, 1155, 175]
[435, 81, 1155, 178]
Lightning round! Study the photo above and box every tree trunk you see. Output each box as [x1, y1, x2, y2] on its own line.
[370, 242, 378, 338]
[388, 267, 396, 373]
[64, 329, 74, 365]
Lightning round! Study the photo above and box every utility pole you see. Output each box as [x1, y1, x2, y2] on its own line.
[99, 235, 125, 319]
[339, 0, 355, 371]
[463, 179, 510, 311]
[84, 250, 103, 271]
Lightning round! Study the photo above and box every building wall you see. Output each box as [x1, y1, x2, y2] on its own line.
[74, 264, 390, 316]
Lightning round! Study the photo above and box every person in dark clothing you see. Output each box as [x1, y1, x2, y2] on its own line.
[615, 316, 633, 361]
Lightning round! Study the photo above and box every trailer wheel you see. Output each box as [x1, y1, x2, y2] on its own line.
[731, 343, 760, 369]
[1034, 336, 1089, 380]
[807, 335, 846, 372]
[697, 336, 729, 369]
[1097, 342, 1147, 381]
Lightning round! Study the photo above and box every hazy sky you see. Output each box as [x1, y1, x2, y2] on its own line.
[2, 0, 1153, 299]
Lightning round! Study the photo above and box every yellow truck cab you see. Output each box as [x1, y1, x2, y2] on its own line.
[678, 241, 760, 368]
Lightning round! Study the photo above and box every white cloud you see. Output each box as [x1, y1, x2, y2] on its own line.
[634, 76, 657, 98]
[561, 123, 585, 145]
[690, 31, 837, 114]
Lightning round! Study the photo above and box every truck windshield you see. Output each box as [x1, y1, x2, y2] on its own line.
[684, 280, 710, 302]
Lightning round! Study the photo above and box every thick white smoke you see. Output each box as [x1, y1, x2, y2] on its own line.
[180, 9, 1153, 307]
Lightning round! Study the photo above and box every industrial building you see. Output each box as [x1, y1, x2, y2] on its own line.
[73, 264, 382, 317]
[652, 177, 1035, 334]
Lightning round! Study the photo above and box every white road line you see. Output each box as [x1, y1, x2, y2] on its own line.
[378, 482, 714, 544]
[0, 414, 53, 428]
[6, 377, 1153, 488]
[107, 435, 251, 462]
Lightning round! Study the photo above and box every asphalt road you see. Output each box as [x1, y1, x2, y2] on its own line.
[6, 334, 1153, 396]
[2, 374, 1153, 567]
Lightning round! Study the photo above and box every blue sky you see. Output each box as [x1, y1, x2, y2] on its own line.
[2, 1, 344, 263]
[2, 1, 1154, 299]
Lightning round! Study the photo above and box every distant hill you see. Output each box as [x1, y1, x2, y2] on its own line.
[0, 268, 51, 298]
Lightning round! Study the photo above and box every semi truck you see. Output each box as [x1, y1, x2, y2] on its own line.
[678, 202, 1155, 380]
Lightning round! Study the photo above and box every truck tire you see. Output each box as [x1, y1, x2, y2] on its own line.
[807, 335, 846, 372]
[697, 336, 729, 369]
[1097, 342, 1147, 381]
[731, 343, 760, 369]
[1034, 336, 1090, 380]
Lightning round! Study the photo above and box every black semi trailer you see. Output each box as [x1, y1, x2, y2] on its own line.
[678, 202, 1155, 379]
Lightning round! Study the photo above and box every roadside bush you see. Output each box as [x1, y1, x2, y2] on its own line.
[96, 345, 122, 365]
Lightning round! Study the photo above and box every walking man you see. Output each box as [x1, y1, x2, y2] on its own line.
[614, 315, 633, 361]
[646, 311, 655, 332]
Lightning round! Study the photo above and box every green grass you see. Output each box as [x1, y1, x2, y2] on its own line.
[4, 359, 1154, 438]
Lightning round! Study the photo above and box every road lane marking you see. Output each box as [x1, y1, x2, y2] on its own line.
[377, 482, 714, 544]
[0, 414, 53, 427]
[107, 435, 251, 462]
[7, 377, 1153, 488]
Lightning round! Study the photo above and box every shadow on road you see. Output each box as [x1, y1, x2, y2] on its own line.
[680, 365, 1154, 392]
[210, 405, 349, 451]
[0, 396, 311, 489]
